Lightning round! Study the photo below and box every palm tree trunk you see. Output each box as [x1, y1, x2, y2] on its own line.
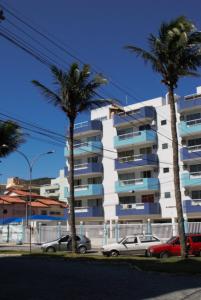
[168, 87, 187, 259]
[68, 116, 77, 253]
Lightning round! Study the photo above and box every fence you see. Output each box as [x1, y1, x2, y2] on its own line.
[0, 222, 201, 247]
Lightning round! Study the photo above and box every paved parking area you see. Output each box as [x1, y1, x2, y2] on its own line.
[0, 256, 201, 300]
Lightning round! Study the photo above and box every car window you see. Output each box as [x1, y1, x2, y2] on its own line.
[139, 236, 159, 243]
[59, 235, 69, 243]
[124, 237, 137, 244]
[75, 236, 81, 241]
[174, 238, 180, 245]
[191, 235, 201, 243]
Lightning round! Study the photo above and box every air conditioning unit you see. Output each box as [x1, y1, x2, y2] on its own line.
[127, 204, 133, 209]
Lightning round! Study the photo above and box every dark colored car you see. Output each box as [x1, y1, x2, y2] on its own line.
[41, 234, 91, 254]
[147, 234, 201, 258]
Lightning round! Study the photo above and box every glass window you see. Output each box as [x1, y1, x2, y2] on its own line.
[119, 196, 136, 204]
[191, 235, 201, 243]
[75, 200, 82, 207]
[190, 164, 201, 173]
[161, 120, 167, 125]
[162, 143, 168, 149]
[141, 170, 151, 178]
[164, 192, 171, 198]
[124, 237, 137, 244]
[186, 113, 201, 121]
[139, 124, 151, 131]
[188, 138, 201, 147]
[192, 190, 201, 200]
[140, 147, 152, 155]
[59, 235, 69, 243]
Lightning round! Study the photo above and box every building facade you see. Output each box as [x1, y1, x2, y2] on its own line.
[56, 86, 201, 225]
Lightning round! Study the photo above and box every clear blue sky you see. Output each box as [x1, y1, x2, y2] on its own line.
[0, 0, 201, 184]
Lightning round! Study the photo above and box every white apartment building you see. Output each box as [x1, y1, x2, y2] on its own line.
[57, 86, 201, 225]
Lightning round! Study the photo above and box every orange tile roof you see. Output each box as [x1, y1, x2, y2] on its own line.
[0, 199, 11, 205]
[28, 201, 48, 208]
[0, 196, 26, 204]
[38, 199, 62, 206]
[7, 189, 40, 198]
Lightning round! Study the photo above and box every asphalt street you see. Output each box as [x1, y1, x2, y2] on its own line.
[0, 256, 201, 300]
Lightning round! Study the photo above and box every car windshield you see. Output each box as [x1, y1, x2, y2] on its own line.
[166, 236, 177, 244]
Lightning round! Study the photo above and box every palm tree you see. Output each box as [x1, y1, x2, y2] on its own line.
[32, 63, 109, 253]
[0, 121, 24, 157]
[126, 16, 201, 259]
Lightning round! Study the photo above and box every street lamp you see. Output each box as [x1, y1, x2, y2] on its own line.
[1, 145, 54, 252]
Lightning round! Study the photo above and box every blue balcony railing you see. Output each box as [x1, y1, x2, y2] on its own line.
[65, 162, 103, 176]
[115, 154, 158, 171]
[64, 141, 103, 157]
[114, 106, 155, 127]
[181, 172, 201, 187]
[180, 147, 201, 161]
[177, 96, 201, 113]
[183, 200, 201, 213]
[72, 120, 102, 136]
[115, 178, 159, 193]
[116, 202, 161, 216]
[114, 130, 157, 149]
[64, 184, 103, 198]
[178, 120, 201, 137]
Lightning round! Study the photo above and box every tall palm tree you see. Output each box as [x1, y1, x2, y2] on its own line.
[126, 16, 201, 259]
[0, 121, 24, 157]
[32, 63, 109, 253]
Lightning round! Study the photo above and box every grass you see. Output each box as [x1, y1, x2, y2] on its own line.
[1, 249, 201, 275]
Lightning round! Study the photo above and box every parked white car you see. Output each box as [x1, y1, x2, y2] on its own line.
[101, 235, 161, 257]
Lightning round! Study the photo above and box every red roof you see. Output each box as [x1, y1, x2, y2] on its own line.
[0, 195, 26, 204]
[38, 199, 62, 206]
[28, 201, 48, 208]
[7, 189, 40, 198]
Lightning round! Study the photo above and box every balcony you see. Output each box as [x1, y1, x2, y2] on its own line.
[178, 120, 201, 137]
[180, 147, 201, 162]
[116, 202, 161, 216]
[177, 95, 201, 113]
[181, 172, 201, 188]
[114, 130, 157, 149]
[115, 154, 158, 171]
[183, 200, 201, 213]
[72, 120, 102, 137]
[64, 184, 103, 198]
[64, 141, 103, 157]
[115, 178, 159, 193]
[114, 106, 155, 127]
[65, 162, 103, 177]
[67, 206, 104, 218]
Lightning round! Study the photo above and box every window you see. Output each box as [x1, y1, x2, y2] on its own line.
[140, 147, 152, 155]
[162, 143, 168, 149]
[74, 179, 82, 186]
[50, 211, 61, 215]
[59, 235, 69, 243]
[139, 124, 151, 131]
[186, 113, 201, 121]
[119, 196, 136, 204]
[88, 177, 102, 184]
[192, 190, 201, 200]
[75, 200, 82, 207]
[124, 237, 137, 244]
[164, 192, 171, 198]
[87, 156, 98, 163]
[141, 170, 151, 178]
[191, 235, 201, 243]
[190, 164, 201, 173]
[163, 168, 169, 173]
[119, 173, 135, 181]
[161, 120, 167, 125]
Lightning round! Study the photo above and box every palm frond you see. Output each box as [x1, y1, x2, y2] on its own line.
[32, 80, 61, 106]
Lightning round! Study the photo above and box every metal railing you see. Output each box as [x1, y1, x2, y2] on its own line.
[186, 118, 201, 126]
[118, 154, 143, 163]
[74, 121, 89, 129]
[188, 144, 201, 151]
[119, 178, 143, 185]
[117, 131, 141, 140]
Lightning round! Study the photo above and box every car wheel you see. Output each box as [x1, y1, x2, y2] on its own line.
[79, 246, 87, 254]
[46, 247, 56, 253]
[110, 250, 119, 257]
[160, 251, 169, 259]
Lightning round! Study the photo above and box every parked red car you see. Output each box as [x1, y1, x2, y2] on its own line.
[147, 234, 201, 258]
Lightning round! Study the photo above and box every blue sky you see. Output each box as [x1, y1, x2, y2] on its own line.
[0, 0, 201, 184]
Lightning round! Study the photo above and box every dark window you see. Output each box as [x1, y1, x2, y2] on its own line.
[186, 113, 201, 121]
[142, 170, 151, 178]
[59, 236, 69, 243]
[119, 196, 136, 204]
[165, 192, 171, 198]
[41, 210, 47, 215]
[190, 164, 201, 173]
[188, 138, 201, 147]
[75, 200, 82, 207]
[124, 237, 137, 244]
[162, 143, 168, 149]
[191, 235, 201, 243]
[161, 120, 167, 125]
[139, 124, 151, 131]
[163, 168, 169, 173]
[192, 190, 201, 200]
